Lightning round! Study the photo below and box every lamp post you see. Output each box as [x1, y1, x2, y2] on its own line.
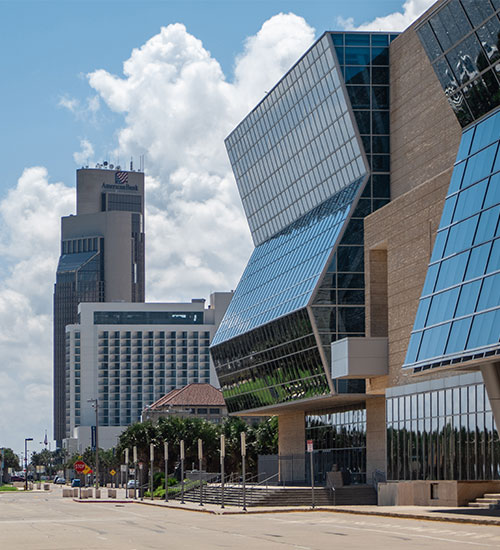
[24, 438, 33, 491]
[87, 398, 99, 490]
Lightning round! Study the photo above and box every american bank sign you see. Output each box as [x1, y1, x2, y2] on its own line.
[102, 171, 138, 191]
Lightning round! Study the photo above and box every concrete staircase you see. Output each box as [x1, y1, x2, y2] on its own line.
[468, 493, 500, 509]
[173, 484, 377, 507]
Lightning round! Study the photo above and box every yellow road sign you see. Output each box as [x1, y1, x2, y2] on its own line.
[110, 469, 116, 476]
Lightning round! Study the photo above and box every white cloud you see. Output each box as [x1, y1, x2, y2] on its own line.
[0, 14, 315, 452]
[58, 95, 79, 112]
[0, 167, 73, 454]
[88, 15, 315, 301]
[73, 138, 95, 166]
[337, 0, 435, 32]
[58, 94, 101, 121]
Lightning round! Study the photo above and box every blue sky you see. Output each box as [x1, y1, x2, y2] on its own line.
[0, 0, 433, 457]
[1, 0, 406, 191]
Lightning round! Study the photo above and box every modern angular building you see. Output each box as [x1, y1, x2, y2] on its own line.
[63, 293, 232, 452]
[54, 167, 145, 444]
[211, 0, 500, 505]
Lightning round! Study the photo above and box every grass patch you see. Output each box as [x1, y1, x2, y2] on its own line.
[145, 479, 203, 499]
[0, 485, 18, 491]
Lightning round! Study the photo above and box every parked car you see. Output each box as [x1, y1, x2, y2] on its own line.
[55, 477, 66, 485]
[71, 479, 81, 487]
[10, 475, 24, 482]
[127, 479, 139, 489]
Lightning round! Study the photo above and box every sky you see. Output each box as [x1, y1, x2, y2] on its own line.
[0, 0, 435, 459]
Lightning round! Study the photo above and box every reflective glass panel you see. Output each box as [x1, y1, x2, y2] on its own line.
[404, 107, 500, 368]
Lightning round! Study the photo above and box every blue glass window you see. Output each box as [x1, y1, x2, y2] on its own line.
[404, 107, 500, 368]
[212, 179, 363, 345]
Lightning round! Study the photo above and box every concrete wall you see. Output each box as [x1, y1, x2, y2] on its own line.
[365, 171, 454, 391]
[366, 397, 386, 482]
[378, 480, 500, 507]
[76, 168, 144, 215]
[278, 412, 305, 483]
[389, 8, 461, 200]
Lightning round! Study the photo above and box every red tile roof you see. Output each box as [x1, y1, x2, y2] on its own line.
[149, 384, 225, 409]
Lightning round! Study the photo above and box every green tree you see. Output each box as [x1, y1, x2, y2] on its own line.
[1, 448, 20, 470]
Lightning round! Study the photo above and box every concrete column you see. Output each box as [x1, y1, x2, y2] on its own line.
[278, 412, 305, 485]
[481, 363, 500, 429]
[366, 396, 386, 484]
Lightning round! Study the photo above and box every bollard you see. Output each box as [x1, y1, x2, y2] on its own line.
[108, 489, 117, 499]
[95, 488, 101, 499]
[44, 484, 50, 491]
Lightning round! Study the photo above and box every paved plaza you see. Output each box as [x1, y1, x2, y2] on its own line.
[2, 489, 500, 549]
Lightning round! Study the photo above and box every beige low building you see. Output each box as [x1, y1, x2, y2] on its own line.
[142, 383, 227, 424]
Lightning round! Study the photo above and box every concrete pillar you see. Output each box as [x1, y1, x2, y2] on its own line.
[366, 396, 386, 484]
[481, 363, 500, 429]
[278, 412, 305, 484]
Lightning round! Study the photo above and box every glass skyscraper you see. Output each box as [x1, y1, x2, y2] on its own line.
[211, 31, 397, 415]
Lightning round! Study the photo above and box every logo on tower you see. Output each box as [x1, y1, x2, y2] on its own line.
[115, 171, 128, 185]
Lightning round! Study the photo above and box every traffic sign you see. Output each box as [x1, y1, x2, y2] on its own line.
[74, 460, 86, 474]
[110, 469, 116, 476]
[307, 439, 314, 453]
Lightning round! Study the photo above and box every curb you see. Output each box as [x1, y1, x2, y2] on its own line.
[70, 498, 500, 525]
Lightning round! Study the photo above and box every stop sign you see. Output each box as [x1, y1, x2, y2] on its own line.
[74, 460, 86, 474]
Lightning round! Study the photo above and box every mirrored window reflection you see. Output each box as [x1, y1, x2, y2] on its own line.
[387, 382, 499, 481]
[306, 408, 367, 484]
[417, 0, 500, 125]
[212, 309, 331, 413]
[404, 108, 500, 368]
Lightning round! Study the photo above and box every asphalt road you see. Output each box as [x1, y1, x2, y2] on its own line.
[2, 490, 500, 549]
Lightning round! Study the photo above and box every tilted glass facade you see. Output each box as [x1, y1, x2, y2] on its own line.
[404, 107, 500, 370]
[313, 32, 394, 369]
[212, 309, 329, 413]
[387, 374, 500, 481]
[226, 34, 366, 247]
[211, 179, 363, 346]
[212, 31, 395, 414]
[417, 0, 500, 126]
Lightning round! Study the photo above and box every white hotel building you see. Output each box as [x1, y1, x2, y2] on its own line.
[63, 292, 232, 452]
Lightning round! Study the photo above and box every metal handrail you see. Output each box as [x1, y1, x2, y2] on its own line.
[256, 472, 279, 489]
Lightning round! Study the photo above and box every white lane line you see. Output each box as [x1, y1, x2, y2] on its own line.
[320, 523, 495, 547]
[262, 515, 497, 546]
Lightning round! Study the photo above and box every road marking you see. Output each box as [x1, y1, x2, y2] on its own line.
[263, 515, 498, 546]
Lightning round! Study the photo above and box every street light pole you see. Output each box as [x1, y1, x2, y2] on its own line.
[87, 398, 99, 490]
[24, 438, 33, 491]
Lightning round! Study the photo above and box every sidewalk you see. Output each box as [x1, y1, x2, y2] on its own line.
[70, 487, 500, 526]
